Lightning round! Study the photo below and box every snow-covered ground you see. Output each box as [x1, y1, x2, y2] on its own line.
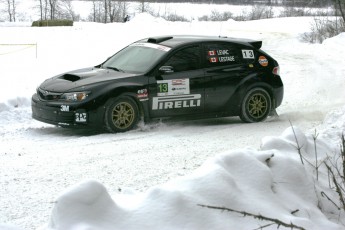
[0, 11, 345, 230]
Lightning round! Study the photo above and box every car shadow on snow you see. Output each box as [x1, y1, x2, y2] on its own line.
[27, 125, 105, 137]
[137, 115, 280, 132]
[28, 115, 281, 137]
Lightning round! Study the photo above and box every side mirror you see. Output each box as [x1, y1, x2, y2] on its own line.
[159, 66, 174, 74]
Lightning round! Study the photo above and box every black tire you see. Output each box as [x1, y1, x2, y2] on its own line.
[240, 88, 271, 123]
[104, 96, 139, 132]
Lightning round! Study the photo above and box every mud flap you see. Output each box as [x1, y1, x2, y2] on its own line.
[269, 108, 279, 117]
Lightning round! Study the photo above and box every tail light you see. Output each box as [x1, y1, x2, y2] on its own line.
[273, 66, 280, 75]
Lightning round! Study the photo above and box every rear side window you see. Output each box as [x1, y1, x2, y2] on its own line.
[204, 43, 241, 67]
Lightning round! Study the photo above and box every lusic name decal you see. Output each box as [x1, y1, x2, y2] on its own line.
[152, 94, 201, 110]
[157, 79, 190, 96]
[242, 50, 255, 59]
[258, 56, 269, 67]
[208, 49, 236, 63]
[208, 50, 229, 55]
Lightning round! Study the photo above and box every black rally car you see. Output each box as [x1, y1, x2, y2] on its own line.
[32, 35, 284, 132]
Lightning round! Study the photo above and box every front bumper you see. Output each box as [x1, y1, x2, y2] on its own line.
[31, 93, 104, 128]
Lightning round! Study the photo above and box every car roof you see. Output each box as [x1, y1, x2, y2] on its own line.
[136, 35, 262, 49]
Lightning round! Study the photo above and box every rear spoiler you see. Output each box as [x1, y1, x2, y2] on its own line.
[147, 36, 173, 44]
[249, 41, 262, 49]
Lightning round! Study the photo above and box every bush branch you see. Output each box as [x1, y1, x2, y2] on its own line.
[198, 204, 305, 230]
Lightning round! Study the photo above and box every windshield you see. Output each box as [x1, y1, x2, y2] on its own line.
[102, 43, 171, 74]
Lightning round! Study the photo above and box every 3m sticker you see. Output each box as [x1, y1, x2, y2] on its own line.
[242, 50, 255, 59]
[60, 105, 69, 112]
[157, 79, 190, 96]
[152, 94, 201, 110]
[258, 56, 269, 67]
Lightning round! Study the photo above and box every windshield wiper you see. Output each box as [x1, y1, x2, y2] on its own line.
[105, 66, 125, 72]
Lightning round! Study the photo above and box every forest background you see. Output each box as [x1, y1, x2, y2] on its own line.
[0, 0, 344, 46]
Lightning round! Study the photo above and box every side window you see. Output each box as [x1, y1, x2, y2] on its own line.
[204, 43, 243, 67]
[163, 46, 200, 72]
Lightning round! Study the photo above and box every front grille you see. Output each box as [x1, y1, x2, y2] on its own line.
[37, 88, 62, 100]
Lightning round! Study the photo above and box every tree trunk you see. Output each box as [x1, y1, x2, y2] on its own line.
[39, 0, 43, 20]
[12, 0, 16, 22]
[337, 0, 345, 23]
[6, 0, 13, 22]
[104, 0, 108, 23]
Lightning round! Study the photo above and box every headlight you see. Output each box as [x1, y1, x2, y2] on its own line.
[61, 92, 90, 101]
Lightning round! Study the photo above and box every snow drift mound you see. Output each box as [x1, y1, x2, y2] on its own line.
[44, 110, 345, 230]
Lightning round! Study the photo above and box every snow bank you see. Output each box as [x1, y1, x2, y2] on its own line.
[41, 109, 345, 230]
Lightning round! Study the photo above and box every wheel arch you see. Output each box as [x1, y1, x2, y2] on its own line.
[239, 86, 272, 123]
[101, 86, 149, 124]
[230, 79, 276, 115]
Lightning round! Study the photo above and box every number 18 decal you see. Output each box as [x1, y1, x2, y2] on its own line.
[242, 50, 255, 59]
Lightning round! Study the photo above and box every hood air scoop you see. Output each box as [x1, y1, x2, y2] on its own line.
[58, 68, 107, 82]
[61, 74, 80, 82]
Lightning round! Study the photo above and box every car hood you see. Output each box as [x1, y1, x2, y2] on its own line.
[39, 68, 138, 92]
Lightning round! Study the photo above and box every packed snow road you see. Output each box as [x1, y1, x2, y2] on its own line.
[1, 15, 345, 229]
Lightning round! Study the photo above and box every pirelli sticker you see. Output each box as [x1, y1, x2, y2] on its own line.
[157, 79, 190, 96]
[152, 94, 201, 110]
[154, 79, 201, 110]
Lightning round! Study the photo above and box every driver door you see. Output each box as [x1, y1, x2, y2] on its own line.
[148, 45, 205, 118]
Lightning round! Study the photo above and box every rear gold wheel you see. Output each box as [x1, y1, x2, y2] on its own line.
[240, 88, 271, 123]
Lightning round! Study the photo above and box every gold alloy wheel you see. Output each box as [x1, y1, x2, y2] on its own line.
[247, 93, 268, 119]
[111, 102, 135, 129]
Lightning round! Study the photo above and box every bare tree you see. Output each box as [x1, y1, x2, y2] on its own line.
[90, 0, 102, 22]
[120, 1, 129, 20]
[88, 0, 130, 23]
[2, 0, 16, 22]
[89, 0, 108, 23]
[335, 0, 345, 23]
[59, 0, 79, 21]
[106, 0, 127, 22]
[38, 0, 49, 20]
[104, 0, 107, 23]
[49, 0, 58, 20]
[137, 0, 151, 13]
[90, 0, 97, 22]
